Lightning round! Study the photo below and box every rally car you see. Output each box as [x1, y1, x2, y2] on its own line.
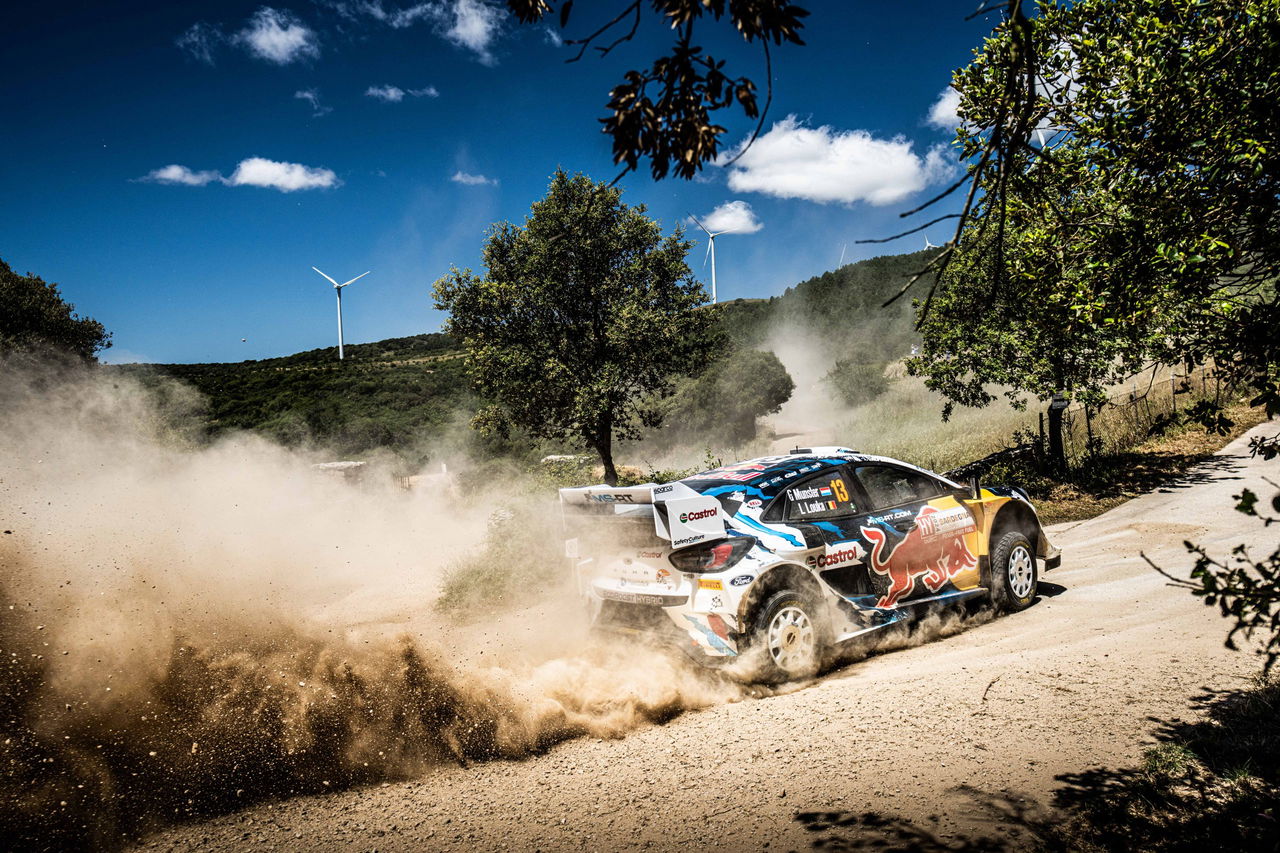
[560, 447, 1060, 682]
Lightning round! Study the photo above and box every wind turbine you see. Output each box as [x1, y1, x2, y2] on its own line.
[689, 214, 727, 303]
[312, 266, 370, 360]
[924, 235, 938, 250]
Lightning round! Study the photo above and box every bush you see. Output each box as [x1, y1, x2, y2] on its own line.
[825, 359, 890, 408]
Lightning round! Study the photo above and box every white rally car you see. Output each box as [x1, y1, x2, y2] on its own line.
[560, 447, 1060, 682]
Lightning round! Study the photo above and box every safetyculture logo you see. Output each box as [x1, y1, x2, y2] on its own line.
[805, 543, 866, 570]
[679, 507, 718, 523]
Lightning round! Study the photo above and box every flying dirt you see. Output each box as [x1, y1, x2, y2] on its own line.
[0, 362, 755, 850]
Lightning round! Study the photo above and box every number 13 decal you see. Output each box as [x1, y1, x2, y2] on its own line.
[830, 478, 850, 502]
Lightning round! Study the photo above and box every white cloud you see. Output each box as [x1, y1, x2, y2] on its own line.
[366, 84, 406, 102]
[141, 164, 222, 186]
[365, 84, 438, 102]
[236, 7, 320, 64]
[330, 1, 504, 63]
[429, 0, 504, 64]
[543, 25, 563, 47]
[451, 170, 496, 186]
[176, 22, 223, 64]
[692, 200, 763, 235]
[226, 157, 340, 191]
[927, 87, 961, 132]
[724, 116, 954, 206]
[140, 158, 339, 192]
[294, 88, 332, 116]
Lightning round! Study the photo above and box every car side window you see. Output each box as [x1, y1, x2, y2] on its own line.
[779, 470, 862, 522]
[854, 465, 943, 510]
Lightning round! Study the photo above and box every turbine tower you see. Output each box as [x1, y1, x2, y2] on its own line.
[689, 215, 727, 303]
[312, 266, 370, 360]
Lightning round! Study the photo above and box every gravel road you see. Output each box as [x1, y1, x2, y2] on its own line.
[136, 420, 1278, 853]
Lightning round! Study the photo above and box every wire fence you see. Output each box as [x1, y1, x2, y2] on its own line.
[1056, 362, 1225, 468]
[945, 362, 1230, 481]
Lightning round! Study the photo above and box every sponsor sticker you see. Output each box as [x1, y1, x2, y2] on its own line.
[678, 507, 718, 523]
[745, 499, 762, 508]
[590, 493, 634, 504]
[916, 505, 977, 539]
[730, 574, 753, 587]
[672, 534, 704, 547]
[698, 579, 724, 591]
[805, 542, 866, 570]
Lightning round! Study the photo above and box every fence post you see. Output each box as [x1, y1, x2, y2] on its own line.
[1048, 394, 1068, 474]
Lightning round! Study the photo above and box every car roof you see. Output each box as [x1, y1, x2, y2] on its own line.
[680, 449, 961, 502]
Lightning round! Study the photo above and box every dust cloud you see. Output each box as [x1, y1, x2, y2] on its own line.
[0, 359, 744, 851]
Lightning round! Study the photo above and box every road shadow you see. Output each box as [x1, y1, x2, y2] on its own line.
[794, 788, 1046, 852]
[1035, 581, 1067, 598]
[794, 678, 1280, 852]
[1075, 451, 1244, 499]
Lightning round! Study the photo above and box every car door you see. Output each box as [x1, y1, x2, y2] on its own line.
[763, 468, 873, 598]
[846, 464, 982, 608]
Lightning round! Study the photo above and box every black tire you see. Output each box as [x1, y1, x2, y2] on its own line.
[988, 530, 1038, 612]
[747, 588, 829, 683]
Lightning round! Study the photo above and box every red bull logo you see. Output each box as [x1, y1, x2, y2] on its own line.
[861, 505, 977, 607]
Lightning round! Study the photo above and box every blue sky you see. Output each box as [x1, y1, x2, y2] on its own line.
[1, 1, 994, 364]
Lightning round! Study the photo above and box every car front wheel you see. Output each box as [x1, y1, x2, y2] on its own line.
[989, 530, 1038, 611]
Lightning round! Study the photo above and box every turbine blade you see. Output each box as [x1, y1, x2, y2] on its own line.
[341, 271, 371, 287]
[312, 266, 340, 287]
[689, 214, 711, 236]
[703, 237, 713, 267]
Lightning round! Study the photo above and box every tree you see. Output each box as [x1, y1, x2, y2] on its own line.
[660, 348, 793, 443]
[433, 170, 717, 484]
[0, 257, 111, 361]
[912, 0, 1280, 429]
[505, 0, 809, 182]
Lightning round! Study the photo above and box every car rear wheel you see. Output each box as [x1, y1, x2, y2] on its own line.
[988, 530, 1038, 612]
[749, 589, 827, 683]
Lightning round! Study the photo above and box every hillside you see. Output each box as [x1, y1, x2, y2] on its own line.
[111, 249, 938, 465]
[112, 333, 471, 463]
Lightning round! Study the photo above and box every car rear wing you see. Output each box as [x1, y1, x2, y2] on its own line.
[559, 482, 726, 549]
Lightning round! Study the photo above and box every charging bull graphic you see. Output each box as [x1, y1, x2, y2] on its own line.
[861, 504, 978, 608]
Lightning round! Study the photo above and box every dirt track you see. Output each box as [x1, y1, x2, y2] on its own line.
[137, 421, 1278, 852]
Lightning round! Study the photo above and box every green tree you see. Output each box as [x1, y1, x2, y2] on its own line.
[433, 170, 717, 484]
[506, 1, 810, 182]
[661, 348, 794, 443]
[825, 358, 888, 408]
[915, 0, 1280, 424]
[0, 258, 110, 360]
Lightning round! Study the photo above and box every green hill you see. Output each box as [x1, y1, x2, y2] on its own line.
[111, 249, 937, 465]
[112, 333, 470, 462]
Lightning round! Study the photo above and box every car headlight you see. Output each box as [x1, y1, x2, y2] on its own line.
[668, 537, 756, 573]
